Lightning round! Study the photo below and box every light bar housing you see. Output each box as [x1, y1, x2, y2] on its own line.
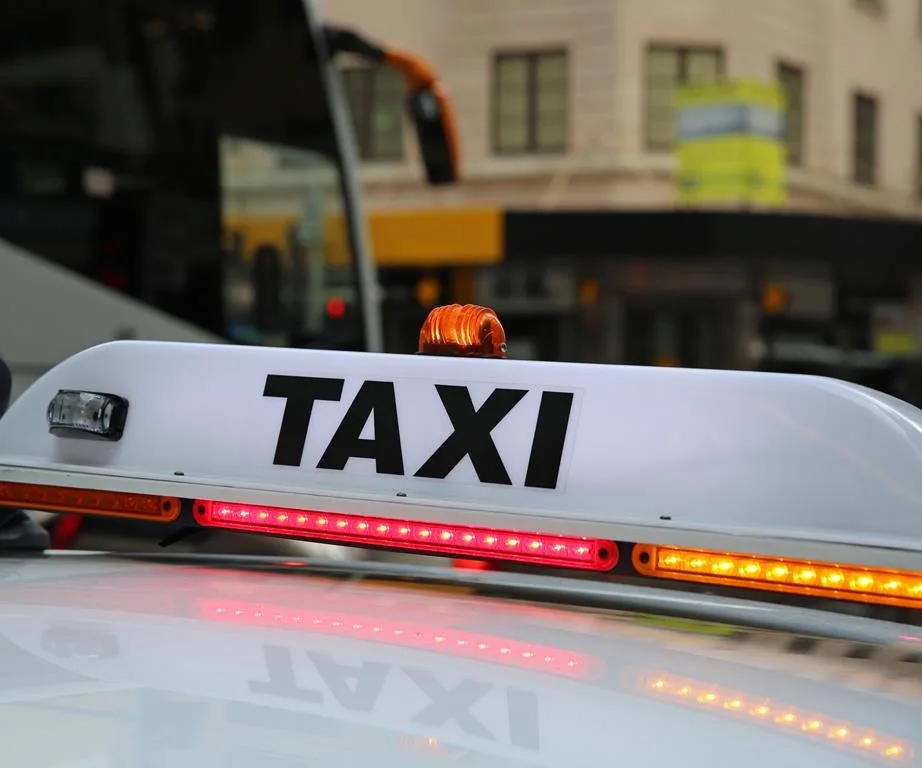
[193, 500, 617, 571]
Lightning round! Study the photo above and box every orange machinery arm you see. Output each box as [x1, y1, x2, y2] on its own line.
[323, 26, 460, 184]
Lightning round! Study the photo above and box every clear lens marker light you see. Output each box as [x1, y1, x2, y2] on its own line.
[47, 391, 129, 441]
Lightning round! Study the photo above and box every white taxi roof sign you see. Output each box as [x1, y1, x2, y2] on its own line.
[0, 340, 921, 569]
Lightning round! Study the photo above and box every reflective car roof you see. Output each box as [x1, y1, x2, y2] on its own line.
[0, 554, 919, 768]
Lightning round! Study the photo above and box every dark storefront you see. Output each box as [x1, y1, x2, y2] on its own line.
[489, 209, 922, 399]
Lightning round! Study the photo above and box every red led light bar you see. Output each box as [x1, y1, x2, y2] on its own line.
[197, 600, 598, 679]
[193, 500, 617, 571]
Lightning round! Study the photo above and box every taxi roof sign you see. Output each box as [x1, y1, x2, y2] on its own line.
[0, 336, 921, 575]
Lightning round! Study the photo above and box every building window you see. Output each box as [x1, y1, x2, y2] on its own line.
[916, 115, 922, 200]
[853, 92, 877, 186]
[646, 45, 723, 151]
[493, 50, 568, 155]
[342, 67, 404, 161]
[854, 0, 885, 15]
[777, 63, 804, 166]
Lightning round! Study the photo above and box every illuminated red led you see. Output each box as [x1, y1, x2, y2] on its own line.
[197, 600, 597, 679]
[326, 296, 346, 319]
[193, 500, 617, 571]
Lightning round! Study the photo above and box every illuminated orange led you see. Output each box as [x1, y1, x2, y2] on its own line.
[762, 283, 788, 314]
[632, 544, 922, 610]
[398, 734, 465, 760]
[637, 672, 912, 763]
[0, 481, 180, 522]
[418, 304, 507, 358]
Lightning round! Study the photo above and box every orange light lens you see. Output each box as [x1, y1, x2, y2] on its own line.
[632, 544, 922, 610]
[0, 481, 180, 522]
[418, 303, 507, 358]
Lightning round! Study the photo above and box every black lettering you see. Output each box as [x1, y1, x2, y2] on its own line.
[264, 375, 344, 466]
[308, 652, 390, 713]
[524, 391, 573, 489]
[403, 667, 494, 740]
[507, 688, 540, 751]
[415, 386, 526, 485]
[316, 381, 404, 475]
[248, 646, 323, 703]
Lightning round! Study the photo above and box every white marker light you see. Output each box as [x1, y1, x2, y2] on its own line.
[47, 391, 128, 441]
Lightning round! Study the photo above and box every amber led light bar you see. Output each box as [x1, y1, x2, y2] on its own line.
[632, 544, 922, 610]
[0, 481, 180, 522]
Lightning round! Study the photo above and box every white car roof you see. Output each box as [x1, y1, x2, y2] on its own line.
[0, 554, 918, 768]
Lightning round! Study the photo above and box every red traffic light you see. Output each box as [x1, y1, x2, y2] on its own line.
[326, 296, 346, 320]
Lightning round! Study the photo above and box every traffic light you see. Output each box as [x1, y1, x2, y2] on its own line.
[761, 283, 788, 314]
[325, 295, 347, 320]
[313, 293, 363, 351]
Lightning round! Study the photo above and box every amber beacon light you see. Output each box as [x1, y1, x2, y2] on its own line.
[419, 304, 507, 358]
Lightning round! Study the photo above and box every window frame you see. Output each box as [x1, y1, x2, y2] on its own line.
[491, 48, 570, 156]
[644, 43, 725, 152]
[854, 0, 885, 17]
[915, 113, 922, 201]
[776, 60, 806, 167]
[852, 90, 878, 186]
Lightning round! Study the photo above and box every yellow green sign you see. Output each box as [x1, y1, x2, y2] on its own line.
[676, 79, 787, 207]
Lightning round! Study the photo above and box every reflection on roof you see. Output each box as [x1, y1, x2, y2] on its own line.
[635, 670, 912, 765]
[197, 599, 597, 680]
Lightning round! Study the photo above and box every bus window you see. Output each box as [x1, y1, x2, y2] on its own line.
[0, 0, 367, 349]
[220, 136, 360, 348]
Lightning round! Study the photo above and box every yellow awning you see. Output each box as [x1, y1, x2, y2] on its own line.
[224, 206, 503, 268]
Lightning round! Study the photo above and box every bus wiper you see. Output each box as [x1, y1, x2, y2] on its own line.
[323, 26, 386, 63]
[157, 525, 213, 549]
[0, 508, 50, 552]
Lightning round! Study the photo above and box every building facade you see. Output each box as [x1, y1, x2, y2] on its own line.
[307, 0, 922, 215]
[225, 0, 922, 389]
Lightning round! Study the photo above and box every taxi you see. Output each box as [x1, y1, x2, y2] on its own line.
[0, 304, 920, 767]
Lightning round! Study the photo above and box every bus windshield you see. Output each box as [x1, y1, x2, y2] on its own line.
[0, 0, 369, 351]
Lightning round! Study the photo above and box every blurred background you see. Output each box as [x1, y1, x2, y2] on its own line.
[2, 0, 922, 404]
